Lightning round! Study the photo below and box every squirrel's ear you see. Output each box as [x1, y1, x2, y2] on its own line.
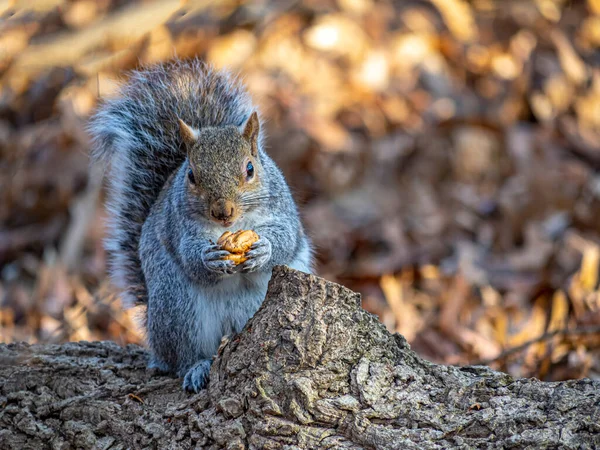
[241, 111, 260, 156]
[178, 119, 199, 147]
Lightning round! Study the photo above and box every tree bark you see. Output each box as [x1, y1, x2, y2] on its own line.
[1, 266, 599, 449]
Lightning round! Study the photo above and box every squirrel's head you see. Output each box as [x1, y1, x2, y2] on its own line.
[179, 112, 263, 227]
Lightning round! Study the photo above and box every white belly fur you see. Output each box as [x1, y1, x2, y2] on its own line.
[189, 210, 312, 357]
[189, 270, 271, 357]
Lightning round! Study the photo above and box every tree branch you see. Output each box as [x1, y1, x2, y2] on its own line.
[1, 266, 599, 449]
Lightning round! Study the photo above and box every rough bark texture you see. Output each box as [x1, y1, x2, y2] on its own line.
[1, 267, 599, 449]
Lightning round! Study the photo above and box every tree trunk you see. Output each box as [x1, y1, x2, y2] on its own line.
[1, 266, 599, 449]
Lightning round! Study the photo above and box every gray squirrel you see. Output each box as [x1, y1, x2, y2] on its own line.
[89, 59, 313, 392]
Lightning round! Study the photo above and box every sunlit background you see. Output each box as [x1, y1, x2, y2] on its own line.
[1, 0, 600, 381]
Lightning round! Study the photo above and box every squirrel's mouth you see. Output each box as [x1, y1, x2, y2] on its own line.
[213, 218, 234, 228]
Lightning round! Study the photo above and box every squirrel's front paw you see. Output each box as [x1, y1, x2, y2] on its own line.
[240, 238, 272, 273]
[201, 245, 236, 275]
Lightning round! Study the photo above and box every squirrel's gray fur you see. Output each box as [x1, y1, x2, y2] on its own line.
[88, 59, 312, 391]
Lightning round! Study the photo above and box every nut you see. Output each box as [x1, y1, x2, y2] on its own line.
[222, 253, 248, 264]
[217, 230, 259, 265]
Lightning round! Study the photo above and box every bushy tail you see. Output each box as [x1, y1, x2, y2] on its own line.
[88, 59, 253, 307]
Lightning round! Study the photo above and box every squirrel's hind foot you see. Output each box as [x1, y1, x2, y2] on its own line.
[182, 359, 212, 392]
[148, 355, 171, 373]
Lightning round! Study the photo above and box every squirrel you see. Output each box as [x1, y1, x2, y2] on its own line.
[88, 59, 313, 392]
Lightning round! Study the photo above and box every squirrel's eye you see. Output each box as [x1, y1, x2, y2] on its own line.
[246, 161, 254, 180]
[187, 168, 196, 185]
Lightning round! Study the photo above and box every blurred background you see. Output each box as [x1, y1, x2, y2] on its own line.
[1, 0, 600, 381]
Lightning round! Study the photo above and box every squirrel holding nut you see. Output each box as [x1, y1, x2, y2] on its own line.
[89, 59, 313, 392]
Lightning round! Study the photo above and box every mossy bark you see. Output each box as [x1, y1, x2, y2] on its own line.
[1, 267, 599, 449]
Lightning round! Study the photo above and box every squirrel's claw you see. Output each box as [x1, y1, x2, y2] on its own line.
[202, 245, 236, 274]
[240, 238, 272, 273]
[182, 359, 212, 392]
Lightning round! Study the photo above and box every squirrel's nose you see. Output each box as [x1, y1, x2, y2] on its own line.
[210, 199, 236, 222]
